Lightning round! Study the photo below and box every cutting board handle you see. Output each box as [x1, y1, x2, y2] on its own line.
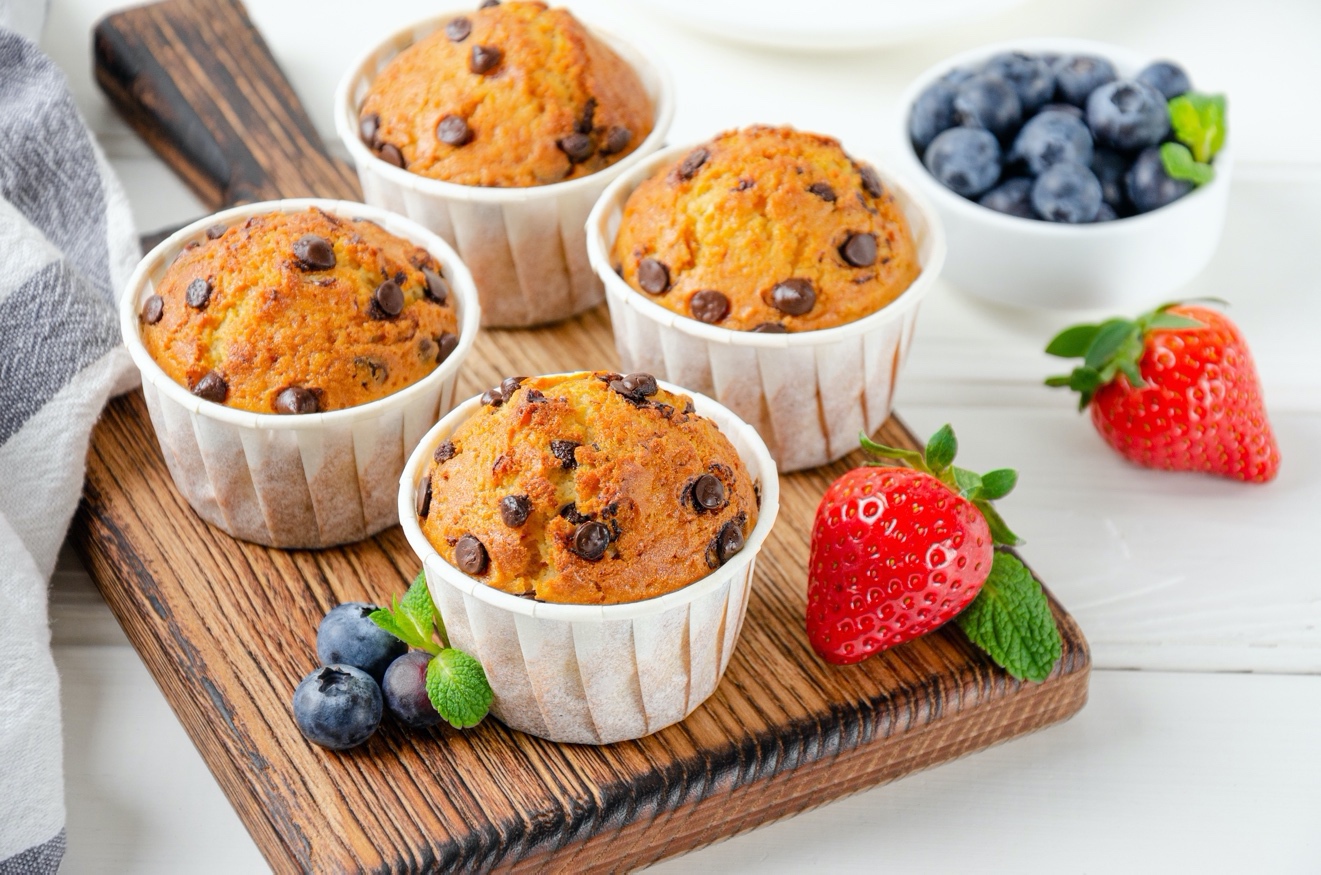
[93, 0, 361, 208]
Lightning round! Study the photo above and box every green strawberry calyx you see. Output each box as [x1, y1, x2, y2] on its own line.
[1042, 300, 1220, 409]
[860, 424, 1022, 547]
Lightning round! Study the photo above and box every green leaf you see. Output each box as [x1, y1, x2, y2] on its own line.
[399, 571, 442, 650]
[1168, 93, 1227, 164]
[368, 571, 442, 655]
[978, 469, 1018, 501]
[1043, 375, 1072, 388]
[859, 433, 928, 472]
[924, 425, 958, 475]
[950, 466, 983, 499]
[1083, 319, 1139, 371]
[1146, 311, 1205, 330]
[954, 552, 1062, 682]
[1160, 142, 1214, 186]
[1117, 359, 1145, 388]
[426, 649, 494, 729]
[977, 501, 1023, 547]
[1044, 323, 1101, 358]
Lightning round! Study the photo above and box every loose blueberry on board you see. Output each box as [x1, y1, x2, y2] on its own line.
[316, 602, 408, 684]
[952, 75, 1023, 141]
[1031, 162, 1103, 223]
[924, 127, 1002, 197]
[1126, 146, 1195, 213]
[382, 651, 443, 729]
[1087, 80, 1170, 151]
[293, 664, 383, 750]
[909, 81, 958, 152]
[978, 177, 1035, 218]
[1136, 60, 1192, 99]
[1091, 148, 1131, 213]
[982, 52, 1056, 114]
[1011, 110, 1094, 175]
[1053, 54, 1117, 107]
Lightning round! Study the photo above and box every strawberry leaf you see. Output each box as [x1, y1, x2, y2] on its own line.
[955, 551, 1061, 682]
[859, 433, 928, 472]
[977, 501, 1022, 547]
[1146, 311, 1204, 330]
[951, 466, 983, 499]
[1044, 324, 1101, 358]
[1084, 319, 1140, 371]
[979, 469, 1018, 501]
[924, 425, 958, 475]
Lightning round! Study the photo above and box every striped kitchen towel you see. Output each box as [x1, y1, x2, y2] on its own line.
[0, 9, 139, 873]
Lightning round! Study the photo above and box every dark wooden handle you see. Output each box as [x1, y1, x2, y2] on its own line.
[94, 0, 361, 208]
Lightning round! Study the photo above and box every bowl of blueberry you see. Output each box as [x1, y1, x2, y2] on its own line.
[895, 38, 1231, 309]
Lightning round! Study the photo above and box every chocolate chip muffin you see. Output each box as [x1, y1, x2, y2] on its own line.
[358, 1, 654, 188]
[416, 372, 759, 605]
[141, 208, 461, 414]
[611, 125, 921, 333]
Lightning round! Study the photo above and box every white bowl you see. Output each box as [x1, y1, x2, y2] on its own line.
[586, 142, 946, 473]
[893, 37, 1232, 310]
[120, 199, 481, 548]
[335, 14, 674, 328]
[397, 375, 780, 744]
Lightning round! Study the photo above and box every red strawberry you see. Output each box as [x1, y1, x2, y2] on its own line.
[1046, 303, 1279, 483]
[806, 426, 1017, 665]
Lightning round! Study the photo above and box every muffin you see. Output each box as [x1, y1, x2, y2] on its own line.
[357, 1, 654, 188]
[140, 207, 461, 414]
[611, 125, 921, 332]
[416, 371, 759, 605]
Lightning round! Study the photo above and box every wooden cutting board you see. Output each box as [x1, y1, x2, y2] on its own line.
[77, 1, 1090, 871]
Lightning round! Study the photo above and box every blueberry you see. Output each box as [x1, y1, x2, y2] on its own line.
[982, 52, 1056, 114]
[1030, 162, 1103, 223]
[978, 178, 1035, 219]
[940, 67, 976, 87]
[1125, 146, 1194, 213]
[293, 665, 382, 750]
[1136, 60, 1191, 99]
[1011, 109, 1094, 175]
[924, 127, 1002, 197]
[1039, 102, 1084, 120]
[909, 81, 958, 153]
[1091, 148, 1131, 212]
[1086, 80, 1170, 152]
[952, 75, 1022, 141]
[317, 602, 407, 684]
[1053, 55, 1117, 106]
[1094, 202, 1119, 222]
[382, 651, 443, 729]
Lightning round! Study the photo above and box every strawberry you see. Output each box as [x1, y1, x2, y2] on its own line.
[806, 426, 1020, 666]
[1045, 302, 1280, 483]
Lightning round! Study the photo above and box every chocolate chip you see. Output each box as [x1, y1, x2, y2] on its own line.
[717, 518, 745, 563]
[191, 371, 228, 403]
[609, 372, 657, 400]
[683, 399, 695, 414]
[525, 387, 545, 403]
[840, 232, 878, 267]
[751, 321, 787, 333]
[808, 182, 837, 202]
[691, 473, 726, 511]
[415, 475, 432, 518]
[354, 355, 389, 386]
[359, 113, 379, 147]
[437, 115, 473, 147]
[690, 290, 730, 324]
[293, 234, 335, 271]
[479, 0, 499, 7]
[469, 45, 502, 75]
[677, 148, 709, 181]
[575, 98, 597, 135]
[378, 143, 405, 167]
[558, 132, 594, 164]
[559, 502, 590, 525]
[274, 386, 318, 415]
[637, 257, 669, 294]
[480, 387, 505, 407]
[734, 178, 754, 192]
[368, 279, 404, 320]
[205, 224, 227, 240]
[550, 439, 579, 469]
[859, 164, 884, 198]
[140, 295, 164, 324]
[445, 16, 472, 41]
[500, 376, 525, 397]
[570, 520, 610, 561]
[422, 267, 449, 304]
[434, 440, 456, 463]
[184, 277, 211, 309]
[435, 332, 459, 363]
[599, 126, 632, 156]
[770, 278, 816, 315]
[454, 534, 488, 574]
[500, 494, 531, 527]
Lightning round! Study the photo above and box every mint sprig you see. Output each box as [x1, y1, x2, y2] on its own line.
[955, 551, 1063, 682]
[1161, 92, 1226, 185]
[372, 571, 492, 729]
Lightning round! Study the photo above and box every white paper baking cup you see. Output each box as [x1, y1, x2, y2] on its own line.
[120, 198, 482, 549]
[586, 144, 947, 473]
[335, 15, 675, 328]
[398, 376, 780, 744]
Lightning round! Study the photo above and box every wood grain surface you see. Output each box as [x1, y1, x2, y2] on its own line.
[77, 0, 1090, 871]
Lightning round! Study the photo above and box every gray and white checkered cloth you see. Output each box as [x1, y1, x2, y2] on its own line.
[0, 8, 139, 873]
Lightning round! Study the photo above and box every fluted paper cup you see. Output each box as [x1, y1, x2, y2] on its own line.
[587, 144, 946, 472]
[120, 199, 481, 549]
[398, 376, 780, 745]
[335, 15, 674, 328]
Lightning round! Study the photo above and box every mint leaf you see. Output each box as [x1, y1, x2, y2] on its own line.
[1168, 93, 1227, 164]
[924, 425, 957, 474]
[1160, 142, 1214, 186]
[955, 552, 1062, 682]
[426, 649, 494, 729]
[1044, 323, 1100, 358]
[369, 571, 442, 655]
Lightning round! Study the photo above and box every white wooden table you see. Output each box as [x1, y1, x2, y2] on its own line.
[45, 0, 1321, 870]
